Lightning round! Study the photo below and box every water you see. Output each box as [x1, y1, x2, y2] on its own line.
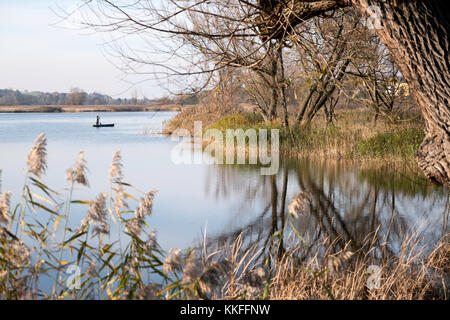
[0, 112, 249, 250]
[0, 112, 449, 293]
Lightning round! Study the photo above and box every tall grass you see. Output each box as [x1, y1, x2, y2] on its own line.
[167, 107, 425, 163]
[0, 133, 448, 300]
[356, 128, 424, 161]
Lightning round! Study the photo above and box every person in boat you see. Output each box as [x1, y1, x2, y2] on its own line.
[96, 116, 101, 126]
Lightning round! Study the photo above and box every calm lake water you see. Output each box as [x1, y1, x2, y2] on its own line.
[0, 112, 449, 283]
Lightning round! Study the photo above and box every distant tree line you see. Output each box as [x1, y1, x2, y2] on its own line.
[0, 87, 177, 106]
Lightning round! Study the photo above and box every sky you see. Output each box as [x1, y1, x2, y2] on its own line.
[0, 0, 165, 99]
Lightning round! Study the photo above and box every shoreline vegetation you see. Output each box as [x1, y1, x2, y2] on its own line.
[0, 134, 448, 300]
[0, 104, 183, 113]
[163, 105, 426, 170]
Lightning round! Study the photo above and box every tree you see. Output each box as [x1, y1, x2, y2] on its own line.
[131, 89, 138, 105]
[73, 0, 450, 187]
[258, 0, 449, 186]
[65, 87, 87, 105]
[347, 37, 415, 124]
[241, 43, 288, 123]
[291, 12, 361, 124]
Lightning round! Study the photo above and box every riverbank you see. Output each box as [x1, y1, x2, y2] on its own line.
[164, 105, 425, 165]
[0, 104, 184, 113]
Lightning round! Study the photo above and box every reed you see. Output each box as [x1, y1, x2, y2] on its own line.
[165, 107, 425, 164]
[0, 133, 448, 300]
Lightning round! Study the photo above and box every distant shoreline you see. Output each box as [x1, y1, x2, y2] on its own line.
[0, 104, 184, 113]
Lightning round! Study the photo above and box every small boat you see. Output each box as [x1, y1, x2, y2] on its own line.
[93, 123, 115, 128]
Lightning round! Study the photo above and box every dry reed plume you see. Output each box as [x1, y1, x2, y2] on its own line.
[66, 152, 89, 187]
[26, 133, 47, 176]
[0, 191, 11, 224]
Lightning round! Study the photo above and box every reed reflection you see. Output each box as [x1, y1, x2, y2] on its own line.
[202, 159, 449, 266]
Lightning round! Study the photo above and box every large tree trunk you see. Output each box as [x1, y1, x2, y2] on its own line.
[351, 0, 450, 187]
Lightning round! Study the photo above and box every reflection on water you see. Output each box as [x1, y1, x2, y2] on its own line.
[0, 112, 448, 273]
[202, 159, 449, 264]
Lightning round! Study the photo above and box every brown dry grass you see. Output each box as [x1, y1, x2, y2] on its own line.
[265, 236, 449, 300]
[162, 104, 245, 135]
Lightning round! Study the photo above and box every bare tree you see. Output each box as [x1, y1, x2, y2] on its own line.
[290, 12, 361, 124]
[70, 0, 450, 187]
[65, 87, 86, 105]
[347, 38, 415, 124]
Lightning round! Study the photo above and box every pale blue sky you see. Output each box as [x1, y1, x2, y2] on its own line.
[0, 0, 164, 99]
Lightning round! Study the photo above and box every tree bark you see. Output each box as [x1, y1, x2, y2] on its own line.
[351, 0, 450, 187]
[268, 46, 279, 121]
[278, 44, 289, 127]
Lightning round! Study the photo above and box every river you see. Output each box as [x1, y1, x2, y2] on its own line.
[0, 111, 448, 293]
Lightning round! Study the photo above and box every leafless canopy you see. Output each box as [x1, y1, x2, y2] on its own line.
[63, 1, 354, 92]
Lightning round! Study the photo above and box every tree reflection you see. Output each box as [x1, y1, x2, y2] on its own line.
[201, 159, 449, 266]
